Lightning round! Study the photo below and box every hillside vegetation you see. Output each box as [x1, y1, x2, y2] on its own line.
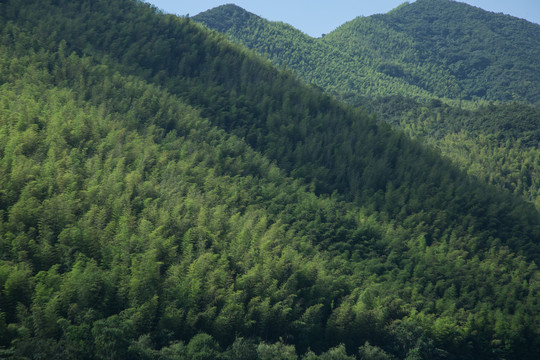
[194, 0, 540, 210]
[367, 97, 540, 209]
[196, 0, 540, 106]
[194, 4, 435, 101]
[1, 0, 539, 359]
[323, 0, 540, 104]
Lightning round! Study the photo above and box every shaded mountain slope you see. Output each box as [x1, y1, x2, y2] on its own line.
[0, 0, 540, 359]
[367, 97, 540, 209]
[194, 1, 540, 210]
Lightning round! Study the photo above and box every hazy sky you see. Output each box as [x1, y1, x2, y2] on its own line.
[147, 0, 540, 37]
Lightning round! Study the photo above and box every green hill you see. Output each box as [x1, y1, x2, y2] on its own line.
[193, 1, 540, 210]
[323, 0, 540, 104]
[192, 0, 540, 116]
[1, 0, 540, 359]
[195, 0, 540, 106]
[193, 4, 434, 103]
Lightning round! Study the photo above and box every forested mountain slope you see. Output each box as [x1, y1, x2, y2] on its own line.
[193, 4, 434, 101]
[323, 0, 540, 105]
[194, 0, 540, 210]
[1, 0, 540, 359]
[368, 96, 540, 209]
[196, 0, 540, 106]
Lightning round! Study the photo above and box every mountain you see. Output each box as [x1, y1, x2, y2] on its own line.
[194, 0, 540, 210]
[323, 0, 540, 104]
[195, 0, 540, 106]
[193, 4, 435, 101]
[1, 0, 540, 359]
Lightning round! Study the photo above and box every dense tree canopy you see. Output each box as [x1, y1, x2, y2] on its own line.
[0, 0, 539, 359]
[194, 0, 540, 212]
[195, 0, 540, 106]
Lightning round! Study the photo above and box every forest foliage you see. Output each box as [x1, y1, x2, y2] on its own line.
[196, 0, 540, 106]
[194, 0, 540, 212]
[0, 0, 540, 359]
[322, 0, 540, 105]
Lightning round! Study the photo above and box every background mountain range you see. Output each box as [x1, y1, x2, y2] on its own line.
[150, 0, 540, 38]
[0, 0, 539, 359]
[194, 0, 540, 210]
[195, 0, 540, 105]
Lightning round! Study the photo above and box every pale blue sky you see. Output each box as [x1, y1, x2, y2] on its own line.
[147, 0, 540, 37]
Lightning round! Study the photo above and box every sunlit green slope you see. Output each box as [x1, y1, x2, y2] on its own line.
[0, 0, 539, 359]
[324, 0, 540, 104]
[196, 0, 540, 106]
[194, 4, 434, 101]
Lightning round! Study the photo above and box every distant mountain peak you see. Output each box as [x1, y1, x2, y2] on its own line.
[193, 3, 262, 33]
[385, 0, 533, 24]
[204, 3, 247, 13]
